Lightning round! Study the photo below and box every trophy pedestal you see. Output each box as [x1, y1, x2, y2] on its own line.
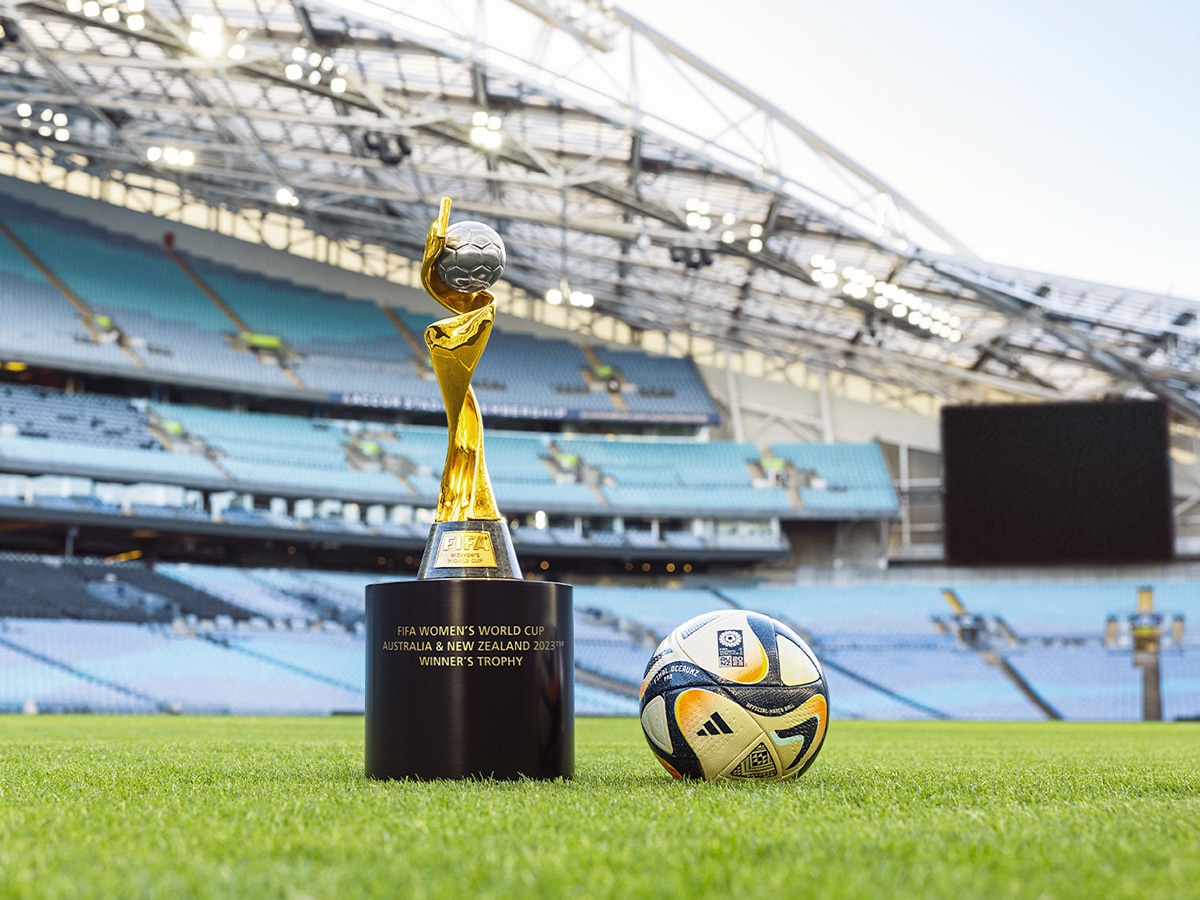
[365, 579, 574, 781]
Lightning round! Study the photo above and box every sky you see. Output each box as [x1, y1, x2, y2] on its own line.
[633, 0, 1200, 300]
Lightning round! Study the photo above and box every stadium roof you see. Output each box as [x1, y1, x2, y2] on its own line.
[3, 0, 1200, 419]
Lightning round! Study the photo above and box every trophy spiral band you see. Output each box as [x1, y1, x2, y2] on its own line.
[366, 197, 574, 780]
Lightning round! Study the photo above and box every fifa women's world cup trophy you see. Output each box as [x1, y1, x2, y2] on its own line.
[414, 197, 518, 578]
[364, 197, 574, 781]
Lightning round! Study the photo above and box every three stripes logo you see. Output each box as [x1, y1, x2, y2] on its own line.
[695, 711, 734, 737]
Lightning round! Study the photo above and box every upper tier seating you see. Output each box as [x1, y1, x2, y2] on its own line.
[557, 437, 792, 515]
[771, 442, 899, 516]
[0, 198, 296, 390]
[592, 347, 717, 417]
[0, 192, 719, 424]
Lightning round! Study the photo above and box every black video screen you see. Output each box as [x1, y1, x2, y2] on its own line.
[941, 399, 1173, 565]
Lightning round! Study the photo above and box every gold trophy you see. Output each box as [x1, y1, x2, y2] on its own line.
[365, 197, 573, 781]
[415, 197, 520, 579]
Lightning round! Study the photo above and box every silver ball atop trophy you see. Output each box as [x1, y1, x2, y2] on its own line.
[435, 221, 506, 293]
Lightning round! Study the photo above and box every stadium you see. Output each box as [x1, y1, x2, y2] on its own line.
[0, 1, 1197, 896]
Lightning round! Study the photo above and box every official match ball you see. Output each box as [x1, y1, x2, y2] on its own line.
[639, 609, 829, 781]
[435, 221, 506, 293]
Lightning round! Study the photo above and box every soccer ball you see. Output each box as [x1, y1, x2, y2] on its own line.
[435, 221, 506, 293]
[639, 609, 829, 781]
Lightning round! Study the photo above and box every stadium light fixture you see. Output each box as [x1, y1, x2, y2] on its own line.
[363, 131, 412, 166]
[470, 111, 502, 150]
[188, 15, 227, 58]
[147, 145, 195, 167]
[25, 106, 70, 142]
[669, 246, 714, 270]
[276, 186, 300, 207]
[279, 45, 345, 89]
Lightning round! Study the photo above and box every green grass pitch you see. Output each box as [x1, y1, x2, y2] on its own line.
[1, 717, 1198, 899]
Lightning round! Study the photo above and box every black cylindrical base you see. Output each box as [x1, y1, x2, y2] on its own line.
[365, 579, 574, 780]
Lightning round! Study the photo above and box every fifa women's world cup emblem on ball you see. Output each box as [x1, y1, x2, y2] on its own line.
[416, 197, 520, 578]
